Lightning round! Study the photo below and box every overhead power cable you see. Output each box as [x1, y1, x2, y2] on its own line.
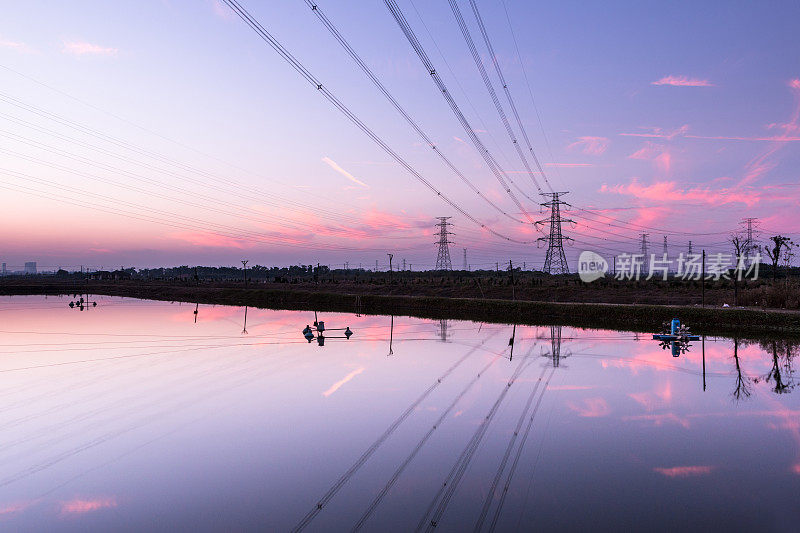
[469, 0, 554, 192]
[222, 0, 535, 244]
[382, 0, 542, 227]
[303, 0, 529, 226]
[447, 0, 544, 194]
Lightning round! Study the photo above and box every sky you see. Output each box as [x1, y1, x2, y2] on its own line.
[0, 0, 798, 271]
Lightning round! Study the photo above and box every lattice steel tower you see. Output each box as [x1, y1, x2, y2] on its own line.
[740, 217, 759, 256]
[435, 217, 454, 270]
[537, 192, 573, 274]
[640, 234, 650, 274]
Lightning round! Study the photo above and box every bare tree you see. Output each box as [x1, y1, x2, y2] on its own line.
[730, 234, 746, 305]
[764, 235, 793, 281]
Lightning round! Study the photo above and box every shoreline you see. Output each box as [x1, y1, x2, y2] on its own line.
[3, 280, 800, 339]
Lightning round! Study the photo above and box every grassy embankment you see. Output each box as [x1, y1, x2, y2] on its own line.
[2, 278, 800, 339]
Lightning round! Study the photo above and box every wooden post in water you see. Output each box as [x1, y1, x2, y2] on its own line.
[702, 335, 706, 391]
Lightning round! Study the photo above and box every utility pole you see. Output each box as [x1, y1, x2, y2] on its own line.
[702, 249, 706, 308]
[640, 234, 650, 275]
[537, 192, 573, 274]
[241, 260, 249, 287]
[387, 253, 393, 282]
[509, 260, 515, 300]
[435, 217, 454, 270]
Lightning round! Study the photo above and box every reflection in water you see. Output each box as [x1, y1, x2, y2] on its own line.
[732, 338, 751, 401]
[0, 296, 798, 531]
[438, 319, 449, 343]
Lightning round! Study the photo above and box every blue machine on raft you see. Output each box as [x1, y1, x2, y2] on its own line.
[653, 318, 700, 342]
[653, 318, 700, 357]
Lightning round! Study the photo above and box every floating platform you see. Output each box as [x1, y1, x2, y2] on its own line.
[652, 334, 700, 341]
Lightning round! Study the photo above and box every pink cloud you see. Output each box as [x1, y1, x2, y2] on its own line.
[60, 497, 117, 516]
[0, 500, 36, 517]
[624, 413, 690, 429]
[654, 465, 714, 477]
[169, 231, 254, 249]
[567, 136, 610, 155]
[0, 37, 32, 53]
[62, 41, 118, 56]
[323, 367, 365, 397]
[600, 178, 760, 207]
[567, 397, 610, 417]
[651, 75, 714, 87]
[628, 142, 673, 175]
[620, 125, 689, 140]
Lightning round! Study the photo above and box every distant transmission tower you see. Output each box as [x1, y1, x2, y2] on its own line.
[463, 248, 467, 271]
[741, 217, 759, 256]
[663, 235, 669, 272]
[688, 241, 693, 255]
[435, 217, 454, 270]
[640, 234, 650, 274]
[537, 192, 573, 274]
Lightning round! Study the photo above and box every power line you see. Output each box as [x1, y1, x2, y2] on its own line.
[467, 0, 554, 191]
[302, 0, 529, 226]
[221, 0, 535, 245]
[382, 0, 541, 226]
[447, 0, 544, 194]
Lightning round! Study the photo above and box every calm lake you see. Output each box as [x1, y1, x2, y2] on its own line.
[0, 295, 798, 531]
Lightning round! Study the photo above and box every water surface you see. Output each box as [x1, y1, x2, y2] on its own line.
[0, 295, 797, 531]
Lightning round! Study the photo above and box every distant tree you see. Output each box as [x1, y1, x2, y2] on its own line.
[764, 235, 793, 280]
[730, 234, 746, 305]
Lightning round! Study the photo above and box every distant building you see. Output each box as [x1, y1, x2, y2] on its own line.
[1, 263, 6, 275]
[24, 262, 37, 275]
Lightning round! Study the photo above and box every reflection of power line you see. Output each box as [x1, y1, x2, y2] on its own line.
[418, 350, 538, 532]
[291, 337, 496, 532]
[352, 341, 511, 531]
[0, 341, 296, 490]
[487, 366, 557, 531]
[474, 363, 550, 531]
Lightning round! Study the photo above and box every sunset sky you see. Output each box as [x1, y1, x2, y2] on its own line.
[1, 0, 798, 270]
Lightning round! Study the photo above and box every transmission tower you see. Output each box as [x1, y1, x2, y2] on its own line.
[435, 217, 454, 270]
[537, 192, 573, 274]
[663, 235, 669, 272]
[640, 234, 650, 274]
[688, 241, 693, 255]
[463, 248, 467, 271]
[740, 217, 759, 256]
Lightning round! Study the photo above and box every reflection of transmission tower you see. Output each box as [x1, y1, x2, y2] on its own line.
[544, 325, 569, 367]
[438, 319, 449, 342]
[435, 217, 454, 270]
[537, 192, 573, 274]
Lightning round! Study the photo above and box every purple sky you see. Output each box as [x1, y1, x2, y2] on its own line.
[0, 0, 798, 271]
